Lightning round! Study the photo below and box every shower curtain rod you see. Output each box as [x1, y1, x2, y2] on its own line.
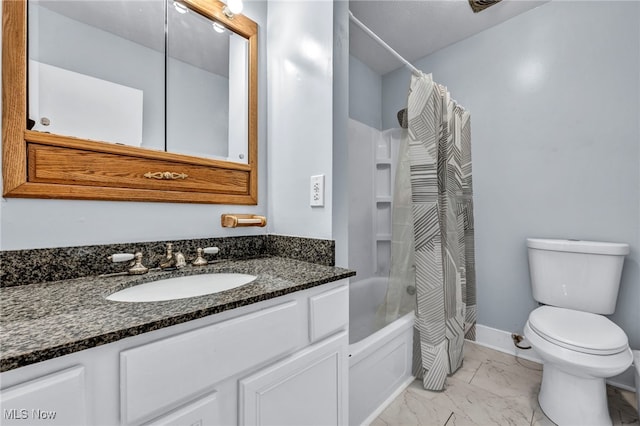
[348, 10, 421, 76]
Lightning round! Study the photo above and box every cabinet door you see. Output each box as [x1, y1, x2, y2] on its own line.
[0, 366, 87, 426]
[308, 284, 348, 342]
[239, 332, 348, 426]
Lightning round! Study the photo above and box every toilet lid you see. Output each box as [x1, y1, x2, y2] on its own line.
[529, 306, 629, 355]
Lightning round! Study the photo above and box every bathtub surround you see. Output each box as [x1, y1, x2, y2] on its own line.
[376, 121, 414, 326]
[0, 235, 335, 288]
[347, 119, 403, 282]
[405, 73, 476, 391]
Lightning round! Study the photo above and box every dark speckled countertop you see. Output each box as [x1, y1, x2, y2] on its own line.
[0, 256, 355, 372]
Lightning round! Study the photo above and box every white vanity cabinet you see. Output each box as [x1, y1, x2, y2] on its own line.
[0, 279, 349, 426]
[0, 366, 88, 425]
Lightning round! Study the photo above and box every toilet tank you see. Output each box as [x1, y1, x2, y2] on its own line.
[527, 238, 629, 314]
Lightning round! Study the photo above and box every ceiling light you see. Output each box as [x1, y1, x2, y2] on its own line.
[173, 1, 188, 14]
[223, 0, 243, 19]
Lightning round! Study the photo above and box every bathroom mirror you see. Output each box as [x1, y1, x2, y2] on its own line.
[2, 0, 258, 204]
[167, 2, 249, 163]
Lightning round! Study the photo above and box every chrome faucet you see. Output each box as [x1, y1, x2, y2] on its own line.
[159, 243, 186, 270]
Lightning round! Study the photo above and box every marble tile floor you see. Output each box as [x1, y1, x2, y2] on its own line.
[371, 341, 639, 426]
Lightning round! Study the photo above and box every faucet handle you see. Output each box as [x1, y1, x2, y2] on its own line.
[109, 253, 135, 263]
[108, 252, 148, 275]
[192, 247, 220, 266]
[128, 252, 149, 275]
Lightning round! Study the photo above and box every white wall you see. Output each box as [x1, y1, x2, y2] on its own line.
[382, 1, 640, 349]
[267, 1, 334, 239]
[332, 0, 349, 268]
[0, 0, 269, 250]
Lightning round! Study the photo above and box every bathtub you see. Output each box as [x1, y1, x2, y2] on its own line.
[349, 277, 415, 426]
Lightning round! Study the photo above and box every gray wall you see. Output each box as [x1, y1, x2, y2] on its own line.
[349, 55, 382, 130]
[382, 1, 640, 348]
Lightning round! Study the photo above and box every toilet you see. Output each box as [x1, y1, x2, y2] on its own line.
[523, 238, 633, 426]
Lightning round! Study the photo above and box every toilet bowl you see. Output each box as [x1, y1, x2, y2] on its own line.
[524, 307, 633, 426]
[524, 238, 631, 426]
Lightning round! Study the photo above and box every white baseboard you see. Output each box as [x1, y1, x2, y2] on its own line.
[361, 375, 415, 426]
[472, 324, 636, 392]
[473, 324, 543, 364]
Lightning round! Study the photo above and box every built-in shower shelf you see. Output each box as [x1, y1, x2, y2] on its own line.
[376, 197, 392, 204]
[376, 234, 392, 241]
[375, 159, 392, 165]
[375, 163, 391, 199]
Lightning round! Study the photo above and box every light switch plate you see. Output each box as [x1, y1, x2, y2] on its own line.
[310, 175, 325, 207]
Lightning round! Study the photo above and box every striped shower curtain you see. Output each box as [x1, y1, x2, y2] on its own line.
[406, 72, 476, 391]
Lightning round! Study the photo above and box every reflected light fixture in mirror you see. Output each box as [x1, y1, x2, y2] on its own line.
[213, 22, 225, 33]
[173, 1, 188, 14]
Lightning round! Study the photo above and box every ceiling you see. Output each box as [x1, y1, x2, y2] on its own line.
[36, 0, 548, 77]
[349, 0, 549, 75]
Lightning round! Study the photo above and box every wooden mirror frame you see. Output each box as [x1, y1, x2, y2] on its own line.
[2, 0, 258, 204]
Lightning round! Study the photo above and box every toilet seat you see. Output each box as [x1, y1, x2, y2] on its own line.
[528, 306, 628, 355]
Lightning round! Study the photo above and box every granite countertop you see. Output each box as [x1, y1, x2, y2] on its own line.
[0, 256, 355, 373]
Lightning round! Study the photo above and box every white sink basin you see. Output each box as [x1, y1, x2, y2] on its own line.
[106, 273, 257, 302]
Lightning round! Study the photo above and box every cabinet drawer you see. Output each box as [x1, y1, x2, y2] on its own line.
[0, 366, 87, 426]
[309, 284, 349, 342]
[28, 143, 249, 194]
[145, 392, 218, 426]
[121, 301, 301, 425]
